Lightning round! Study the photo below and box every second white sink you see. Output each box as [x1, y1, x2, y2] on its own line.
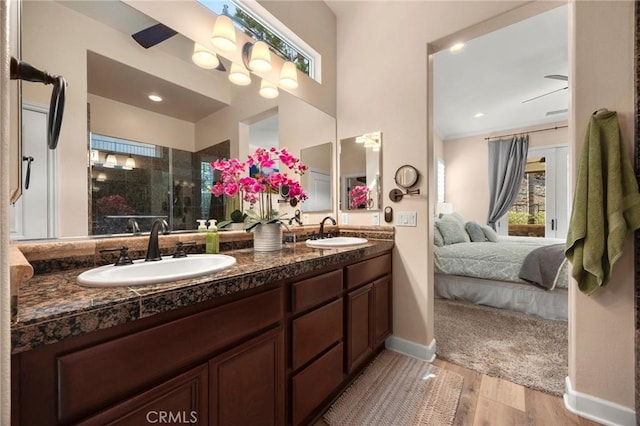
[77, 254, 236, 287]
[306, 237, 368, 248]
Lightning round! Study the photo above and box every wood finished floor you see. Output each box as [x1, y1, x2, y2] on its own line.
[315, 358, 602, 426]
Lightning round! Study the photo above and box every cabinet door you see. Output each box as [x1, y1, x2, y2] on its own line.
[346, 283, 373, 373]
[79, 364, 208, 426]
[209, 327, 284, 426]
[372, 275, 392, 347]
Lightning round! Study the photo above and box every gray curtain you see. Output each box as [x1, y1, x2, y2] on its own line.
[487, 135, 529, 230]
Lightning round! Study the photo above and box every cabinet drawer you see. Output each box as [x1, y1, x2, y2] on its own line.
[292, 298, 343, 370]
[292, 269, 342, 314]
[345, 253, 391, 289]
[57, 287, 283, 424]
[292, 343, 343, 426]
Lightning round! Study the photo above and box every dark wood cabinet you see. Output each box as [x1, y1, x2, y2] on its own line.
[12, 249, 392, 426]
[209, 327, 284, 426]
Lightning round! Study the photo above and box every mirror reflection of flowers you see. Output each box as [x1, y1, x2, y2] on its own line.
[95, 194, 135, 215]
[349, 185, 370, 209]
[210, 147, 308, 230]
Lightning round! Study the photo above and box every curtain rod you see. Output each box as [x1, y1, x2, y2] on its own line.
[484, 125, 568, 141]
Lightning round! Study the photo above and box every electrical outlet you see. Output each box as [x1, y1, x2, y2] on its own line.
[303, 214, 309, 224]
[372, 212, 380, 226]
[341, 213, 348, 224]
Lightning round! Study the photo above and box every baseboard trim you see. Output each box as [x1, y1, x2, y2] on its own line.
[385, 336, 436, 362]
[563, 376, 636, 426]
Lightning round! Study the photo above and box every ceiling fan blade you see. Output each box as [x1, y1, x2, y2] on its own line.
[544, 74, 568, 81]
[132, 23, 177, 49]
[522, 86, 568, 103]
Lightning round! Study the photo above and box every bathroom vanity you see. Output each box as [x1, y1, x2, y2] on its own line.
[11, 234, 393, 425]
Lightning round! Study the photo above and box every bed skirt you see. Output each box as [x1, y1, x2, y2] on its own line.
[435, 273, 568, 321]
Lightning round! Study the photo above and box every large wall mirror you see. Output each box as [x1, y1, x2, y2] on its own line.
[339, 131, 382, 211]
[11, 0, 336, 240]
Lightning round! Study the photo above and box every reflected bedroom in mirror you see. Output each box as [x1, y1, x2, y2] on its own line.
[339, 131, 382, 211]
[10, 0, 336, 240]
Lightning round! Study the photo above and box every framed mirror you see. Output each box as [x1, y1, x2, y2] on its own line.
[12, 0, 336, 240]
[300, 142, 333, 212]
[339, 131, 382, 211]
[394, 165, 419, 188]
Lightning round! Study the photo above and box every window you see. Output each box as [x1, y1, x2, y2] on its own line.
[198, 0, 320, 82]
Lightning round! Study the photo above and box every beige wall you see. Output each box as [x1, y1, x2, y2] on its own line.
[89, 94, 195, 152]
[336, 0, 636, 414]
[568, 0, 635, 410]
[334, 0, 526, 349]
[444, 121, 567, 223]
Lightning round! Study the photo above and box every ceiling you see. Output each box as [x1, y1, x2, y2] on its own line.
[433, 5, 568, 140]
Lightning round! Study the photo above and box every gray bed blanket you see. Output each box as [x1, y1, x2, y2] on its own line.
[519, 244, 568, 290]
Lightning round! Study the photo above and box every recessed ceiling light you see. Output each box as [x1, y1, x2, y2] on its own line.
[474, 112, 484, 118]
[449, 42, 465, 53]
[148, 94, 163, 102]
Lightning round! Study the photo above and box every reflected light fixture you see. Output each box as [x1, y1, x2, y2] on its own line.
[259, 79, 279, 99]
[279, 61, 298, 89]
[148, 93, 162, 102]
[96, 172, 107, 182]
[449, 42, 465, 53]
[104, 153, 117, 168]
[228, 63, 251, 86]
[242, 41, 272, 72]
[192, 42, 220, 69]
[124, 155, 136, 170]
[211, 14, 236, 52]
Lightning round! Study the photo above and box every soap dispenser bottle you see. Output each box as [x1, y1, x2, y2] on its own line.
[197, 219, 208, 232]
[206, 220, 219, 254]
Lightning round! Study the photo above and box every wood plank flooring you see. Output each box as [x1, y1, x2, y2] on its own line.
[316, 358, 602, 426]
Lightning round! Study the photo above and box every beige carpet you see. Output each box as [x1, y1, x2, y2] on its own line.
[323, 350, 463, 426]
[434, 298, 567, 396]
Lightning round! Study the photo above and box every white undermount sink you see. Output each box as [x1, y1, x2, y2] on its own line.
[77, 254, 236, 287]
[305, 237, 368, 248]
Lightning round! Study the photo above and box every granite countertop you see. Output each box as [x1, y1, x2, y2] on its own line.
[11, 239, 394, 354]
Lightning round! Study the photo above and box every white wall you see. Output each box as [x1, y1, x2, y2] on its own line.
[444, 121, 568, 223]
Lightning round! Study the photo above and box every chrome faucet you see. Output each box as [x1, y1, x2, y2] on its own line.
[318, 216, 336, 239]
[127, 218, 141, 235]
[145, 218, 169, 261]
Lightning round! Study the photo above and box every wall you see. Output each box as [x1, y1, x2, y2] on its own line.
[444, 121, 567, 223]
[335, 0, 636, 420]
[566, 0, 636, 419]
[333, 0, 527, 353]
[89, 95, 195, 152]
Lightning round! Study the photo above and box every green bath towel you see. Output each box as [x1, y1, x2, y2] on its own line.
[565, 110, 640, 295]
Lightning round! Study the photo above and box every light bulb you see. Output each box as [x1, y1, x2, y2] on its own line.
[279, 61, 298, 89]
[229, 63, 251, 86]
[211, 15, 236, 52]
[192, 43, 220, 69]
[259, 79, 279, 99]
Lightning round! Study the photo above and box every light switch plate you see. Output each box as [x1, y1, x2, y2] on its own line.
[396, 211, 417, 227]
[372, 212, 380, 226]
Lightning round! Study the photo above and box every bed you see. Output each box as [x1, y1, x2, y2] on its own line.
[434, 235, 569, 321]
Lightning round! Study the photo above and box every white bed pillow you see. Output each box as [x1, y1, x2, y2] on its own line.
[465, 222, 488, 242]
[481, 225, 499, 242]
[441, 213, 471, 242]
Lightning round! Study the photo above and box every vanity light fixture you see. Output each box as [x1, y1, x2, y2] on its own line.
[279, 61, 298, 89]
[211, 14, 237, 52]
[192, 42, 220, 69]
[242, 41, 272, 73]
[259, 79, 279, 99]
[148, 93, 163, 102]
[124, 155, 136, 170]
[96, 172, 107, 182]
[104, 153, 117, 168]
[228, 63, 251, 86]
